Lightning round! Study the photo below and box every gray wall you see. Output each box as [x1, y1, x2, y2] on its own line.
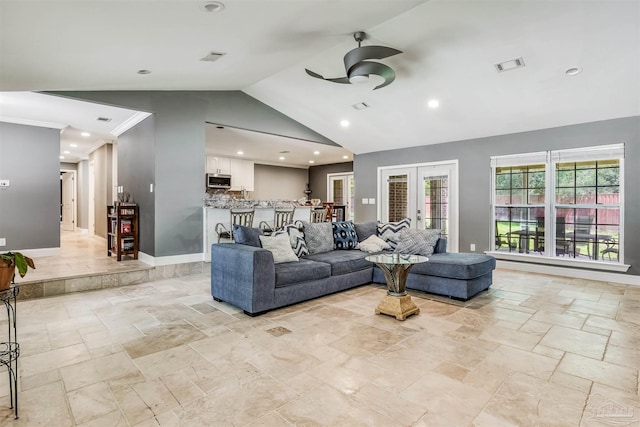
[89, 144, 113, 238]
[355, 116, 640, 276]
[76, 160, 89, 229]
[50, 91, 339, 259]
[309, 162, 353, 202]
[0, 122, 60, 251]
[117, 116, 156, 255]
[253, 164, 309, 200]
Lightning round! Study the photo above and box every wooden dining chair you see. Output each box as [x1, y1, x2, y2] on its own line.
[310, 208, 328, 223]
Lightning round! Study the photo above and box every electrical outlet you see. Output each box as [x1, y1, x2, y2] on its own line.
[470, 243, 476, 251]
[0, 238, 6, 246]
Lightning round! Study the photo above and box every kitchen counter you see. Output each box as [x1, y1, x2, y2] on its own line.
[203, 206, 312, 261]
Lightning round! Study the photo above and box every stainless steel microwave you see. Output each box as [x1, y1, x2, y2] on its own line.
[206, 173, 232, 189]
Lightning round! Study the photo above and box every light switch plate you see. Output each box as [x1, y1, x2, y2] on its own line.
[362, 198, 369, 205]
[0, 238, 6, 246]
[368, 198, 375, 204]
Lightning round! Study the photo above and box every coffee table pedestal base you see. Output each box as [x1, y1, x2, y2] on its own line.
[375, 294, 420, 321]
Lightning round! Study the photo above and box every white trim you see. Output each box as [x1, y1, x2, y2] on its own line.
[496, 260, 639, 286]
[0, 116, 66, 129]
[111, 111, 152, 137]
[17, 248, 61, 257]
[78, 228, 89, 234]
[487, 251, 630, 272]
[137, 251, 204, 267]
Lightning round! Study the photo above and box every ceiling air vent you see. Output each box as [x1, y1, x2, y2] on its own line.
[97, 117, 112, 122]
[352, 102, 369, 110]
[201, 52, 226, 62]
[495, 57, 525, 72]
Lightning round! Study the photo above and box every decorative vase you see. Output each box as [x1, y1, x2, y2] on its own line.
[0, 260, 15, 291]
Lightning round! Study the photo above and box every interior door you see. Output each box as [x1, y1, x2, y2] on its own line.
[328, 173, 354, 221]
[61, 171, 75, 231]
[417, 164, 458, 252]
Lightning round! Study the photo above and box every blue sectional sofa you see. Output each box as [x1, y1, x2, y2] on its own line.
[211, 237, 496, 316]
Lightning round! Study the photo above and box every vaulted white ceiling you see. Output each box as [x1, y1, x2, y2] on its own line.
[1, 0, 638, 158]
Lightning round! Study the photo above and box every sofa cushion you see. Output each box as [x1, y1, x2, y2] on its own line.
[306, 250, 372, 276]
[232, 225, 263, 247]
[355, 221, 378, 242]
[408, 253, 496, 280]
[259, 233, 299, 264]
[275, 259, 331, 287]
[356, 235, 391, 253]
[377, 218, 411, 249]
[303, 221, 334, 254]
[332, 221, 358, 250]
[394, 229, 441, 256]
[283, 223, 309, 258]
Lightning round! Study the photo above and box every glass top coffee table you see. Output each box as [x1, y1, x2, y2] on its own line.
[365, 253, 428, 321]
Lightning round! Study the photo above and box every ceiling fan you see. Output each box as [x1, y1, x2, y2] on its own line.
[305, 31, 402, 90]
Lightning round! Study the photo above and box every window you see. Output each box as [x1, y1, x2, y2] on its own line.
[491, 144, 624, 265]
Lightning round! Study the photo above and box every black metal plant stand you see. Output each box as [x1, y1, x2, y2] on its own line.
[0, 285, 19, 419]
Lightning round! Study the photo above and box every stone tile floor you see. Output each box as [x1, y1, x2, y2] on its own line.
[0, 267, 637, 426]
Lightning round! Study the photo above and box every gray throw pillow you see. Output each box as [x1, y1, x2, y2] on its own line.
[354, 221, 378, 242]
[302, 221, 334, 254]
[394, 229, 441, 256]
[232, 225, 263, 247]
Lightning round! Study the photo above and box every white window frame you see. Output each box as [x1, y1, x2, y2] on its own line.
[488, 143, 629, 273]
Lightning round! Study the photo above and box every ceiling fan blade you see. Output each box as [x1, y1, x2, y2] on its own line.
[347, 61, 396, 90]
[343, 45, 402, 74]
[305, 69, 350, 84]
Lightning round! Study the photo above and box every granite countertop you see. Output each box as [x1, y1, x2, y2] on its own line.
[203, 198, 312, 209]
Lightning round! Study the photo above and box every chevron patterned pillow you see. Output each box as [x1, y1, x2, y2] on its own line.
[283, 224, 309, 258]
[377, 218, 411, 249]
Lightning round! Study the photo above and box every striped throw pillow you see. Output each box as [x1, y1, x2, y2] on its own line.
[377, 218, 411, 249]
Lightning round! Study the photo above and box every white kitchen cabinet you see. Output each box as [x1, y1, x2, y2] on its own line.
[206, 156, 231, 174]
[229, 159, 254, 192]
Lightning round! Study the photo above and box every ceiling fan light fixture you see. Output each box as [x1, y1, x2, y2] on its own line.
[349, 75, 369, 84]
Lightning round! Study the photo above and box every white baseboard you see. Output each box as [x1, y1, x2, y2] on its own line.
[78, 228, 89, 234]
[138, 252, 204, 267]
[496, 260, 640, 286]
[14, 248, 61, 258]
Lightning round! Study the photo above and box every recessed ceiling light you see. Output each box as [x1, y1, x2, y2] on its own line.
[63, 150, 70, 154]
[81, 132, 90, 137]
[237, 151, 243, 155]
[565, 67, 582, 76]
[137, 69, 151, 75]
[427, 99, 439, 108]
[309, 160, 315, 164]
[279, 156, 285, 160]
[59, 156, 64, 159]
[70, 143, 78, 148]
[202, 1, 225, 12]
[342, 155, 349, 159]
[313, 151, 320, 155]
[340, 120, 350, 127]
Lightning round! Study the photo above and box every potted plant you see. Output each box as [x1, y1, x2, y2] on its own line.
[0, 252, 35, 290]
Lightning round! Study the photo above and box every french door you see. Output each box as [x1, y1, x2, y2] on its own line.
[379, 161, 458, 252]
[327, 173, 354, 221]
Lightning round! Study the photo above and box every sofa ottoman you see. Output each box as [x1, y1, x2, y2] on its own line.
[372, 252, 495, 300]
